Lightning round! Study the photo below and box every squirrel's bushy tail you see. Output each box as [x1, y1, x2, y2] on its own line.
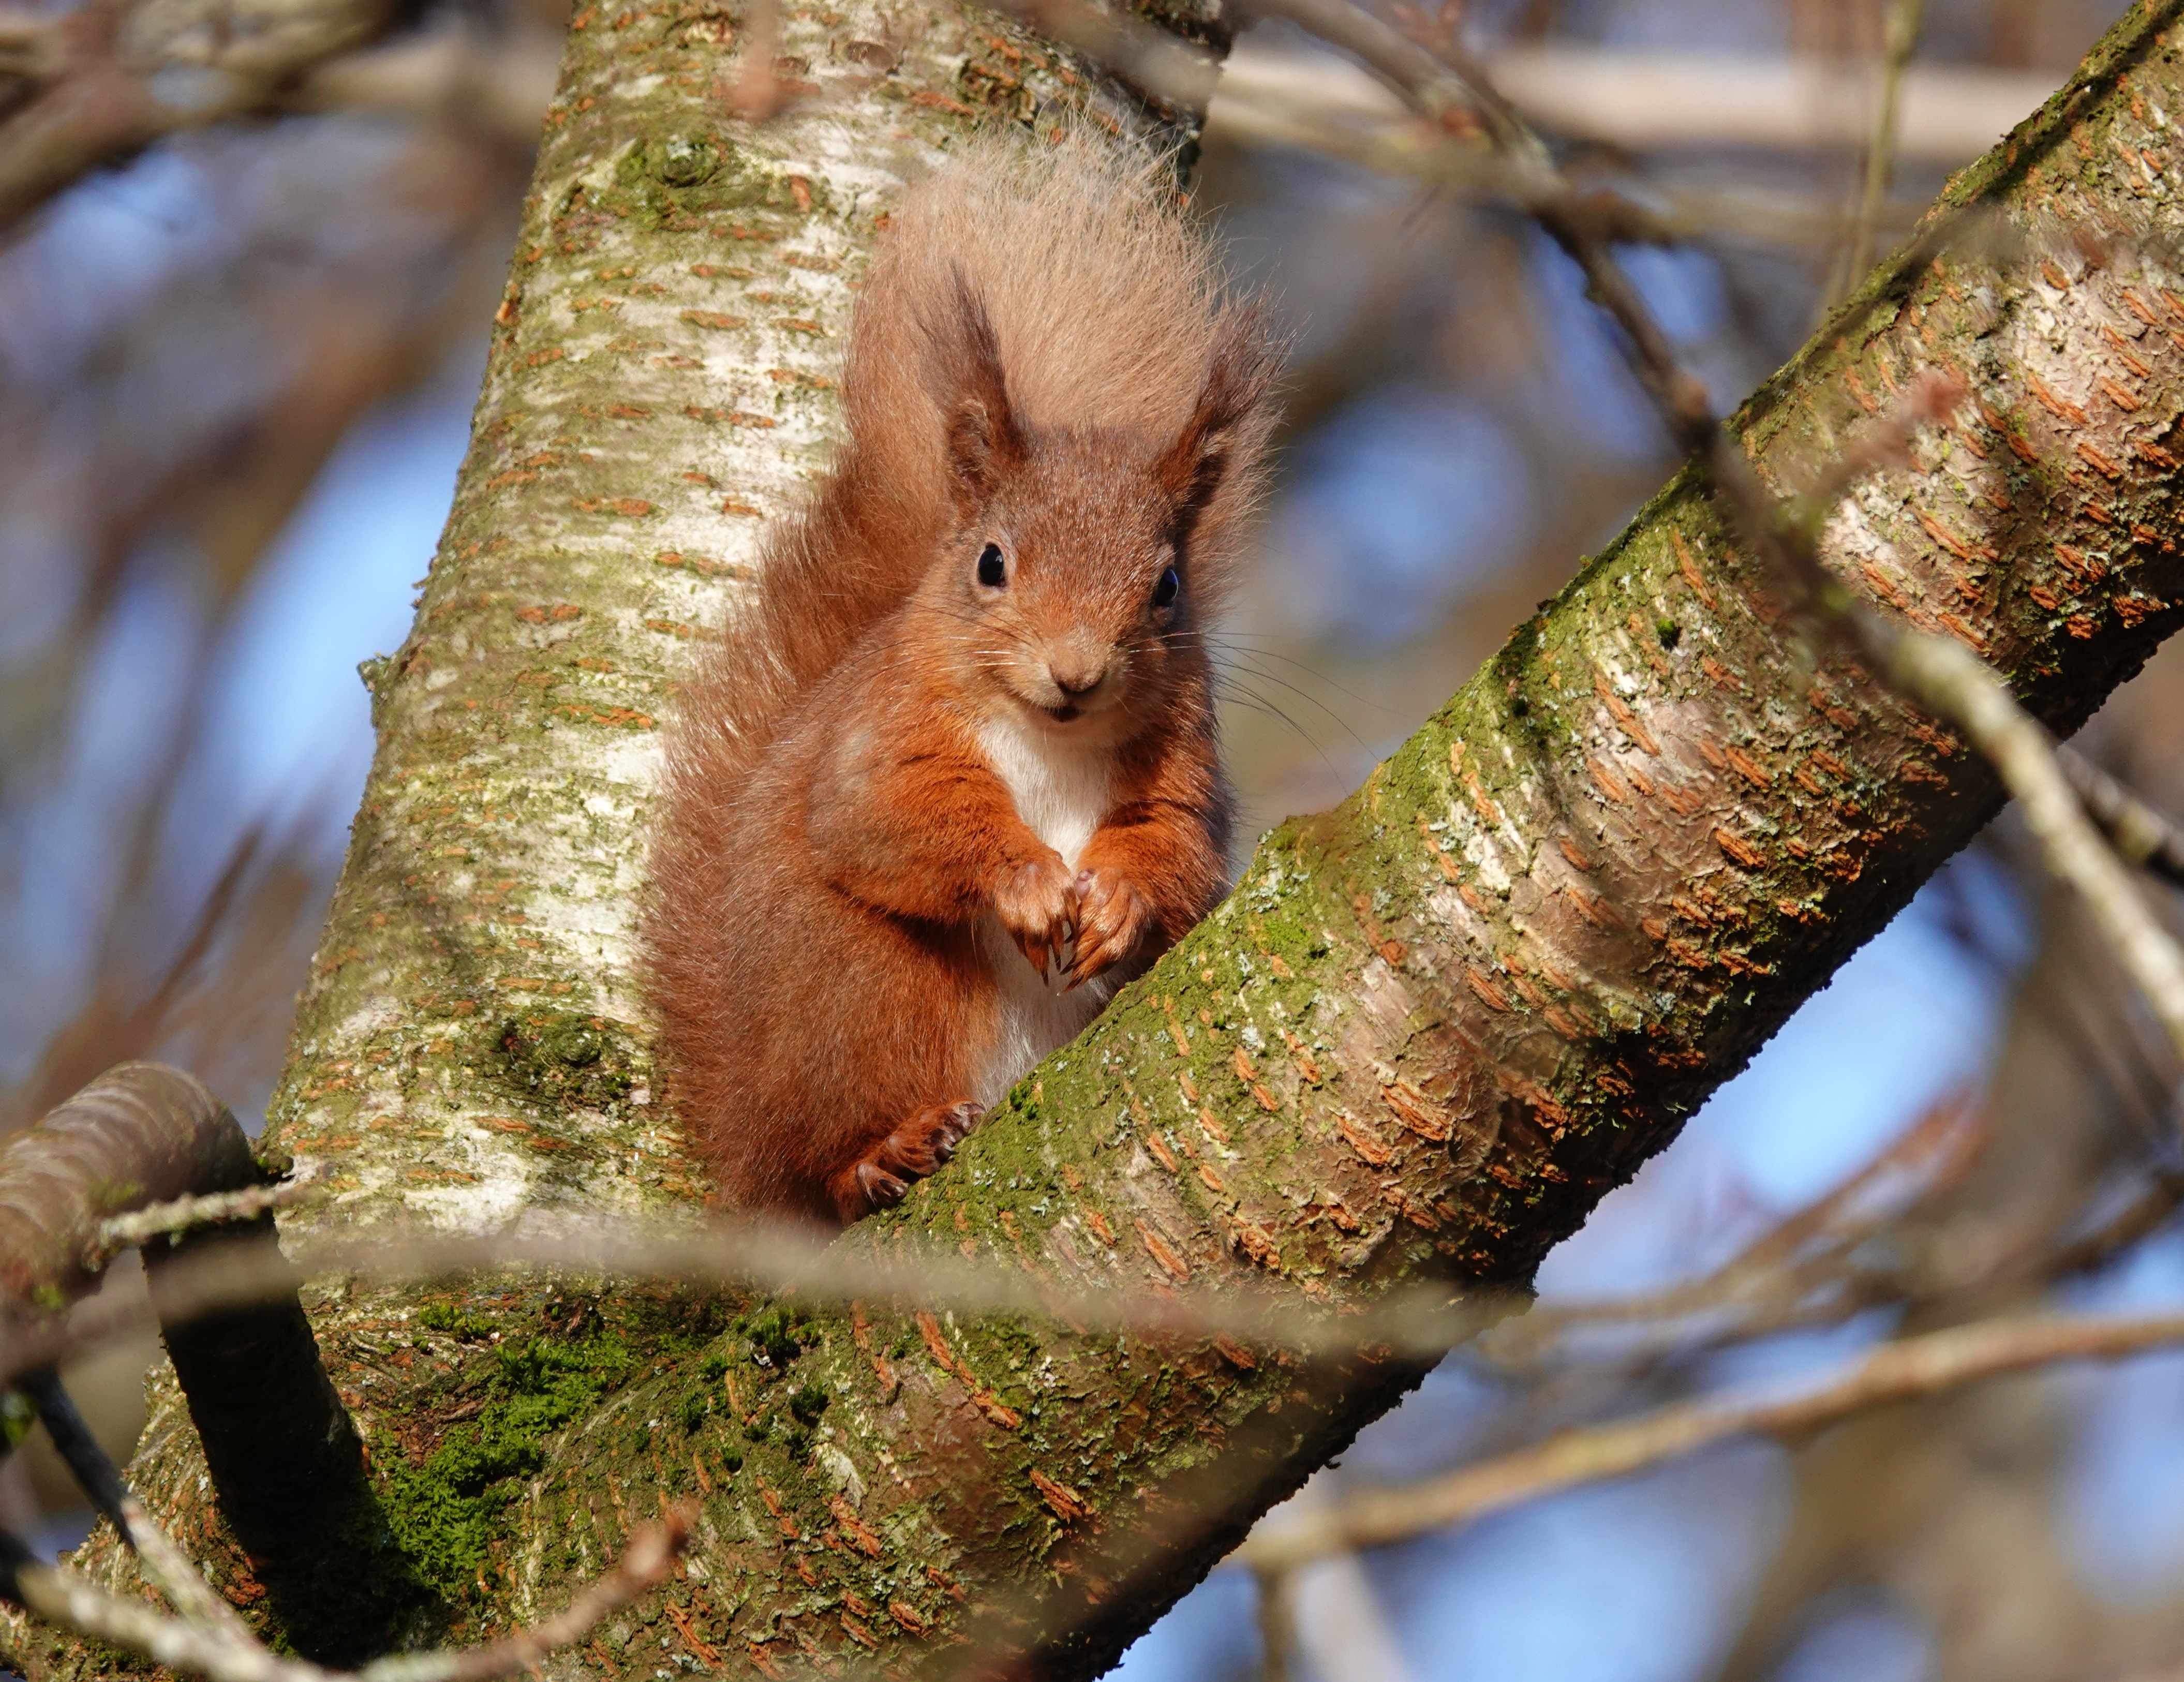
[678, 129, 1271, 783]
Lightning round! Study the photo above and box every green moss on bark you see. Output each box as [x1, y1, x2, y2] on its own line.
[36, 2, 2184, 1680]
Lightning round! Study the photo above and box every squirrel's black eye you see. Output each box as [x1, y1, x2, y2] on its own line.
[1152, 566, 1180, 608]
[976, 543, 1006, 588]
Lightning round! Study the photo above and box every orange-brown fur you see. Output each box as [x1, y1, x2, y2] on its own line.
[644, 135, 1282, 1225]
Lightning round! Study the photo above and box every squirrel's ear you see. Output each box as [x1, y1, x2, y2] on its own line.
[928, 274, 1026, 516]
[1153, 303, 1279, 525]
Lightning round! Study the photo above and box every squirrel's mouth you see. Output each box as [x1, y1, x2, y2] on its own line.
[1044, 703, 1082, 723]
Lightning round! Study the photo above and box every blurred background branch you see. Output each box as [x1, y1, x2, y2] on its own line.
[3, 0, 2183, 1678]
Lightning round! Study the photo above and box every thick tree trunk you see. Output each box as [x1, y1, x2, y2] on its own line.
[21, 3, 2184, 1680]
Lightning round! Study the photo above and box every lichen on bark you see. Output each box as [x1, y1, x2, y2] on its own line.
[24, 2, 2184, 1680]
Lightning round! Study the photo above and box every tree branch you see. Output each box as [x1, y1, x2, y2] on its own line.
[1238, 1310, 2184, 1568]
[1885, 632, 2184, 1062]
[2, 1517, 688, 1682]
[0, 0, 411, 231]
[1827, 0, 1928, 306]
[0, 1064, 386, 1659]
[43, 2, 2181, 1676]
[1254, 0, 2184, 1065]
[2059, 746, 2184, 894]
[21, 1371, 258, 1640]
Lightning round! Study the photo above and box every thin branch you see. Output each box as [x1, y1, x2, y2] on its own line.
[2038, 1167, 2184, 1279]
[0, 0, 405, 232]
[1484, 1087, 1984, 1361]
[1484, 44, 2055, 162]
[94, 1167, 325, 1251]
[1001, 0, 1221, 115]
[287, 23, 562, 143]
[1250, 0, 1533, 153]
[724, 0, 786, 121]
[1216, 39, 2070, 167]
[1826, 0, 1928, 307]
[2, 1515, 688, 1682]
[3, 1217, 1518, 1398]
[1793, 368, 1967, 521]
[1236, 1310, 2184, 1567]
[0, 1062, 370, 1604]
[0, 1061, 261, 1308]
[1247, 0, 1713, 446]
[2059, 748, 2184, 894]
[0, 9, 59, 79]
[1882, 633, 2184, 1065]
[355, 1515, 687, 1682]
[1253, 1566, 1296, 1682]
[20, 1373, 252, 1640]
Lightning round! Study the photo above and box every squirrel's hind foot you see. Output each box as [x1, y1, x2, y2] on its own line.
[830, 1099, 983, 1222]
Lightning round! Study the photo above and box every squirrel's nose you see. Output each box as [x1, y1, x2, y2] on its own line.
[1048, 636, 1109, 697]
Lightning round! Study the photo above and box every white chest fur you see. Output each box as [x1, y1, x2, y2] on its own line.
[976, 712, 1113, 870]
[971, 712, 1117, 1108]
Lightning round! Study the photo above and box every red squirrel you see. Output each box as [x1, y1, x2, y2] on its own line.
[644, 136, 1282, 1225]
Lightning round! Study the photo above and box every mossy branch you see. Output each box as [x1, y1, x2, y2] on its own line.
[24, 1, 2184, 1679]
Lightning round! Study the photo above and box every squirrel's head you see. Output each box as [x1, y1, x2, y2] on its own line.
[919, 277, 1277, 736]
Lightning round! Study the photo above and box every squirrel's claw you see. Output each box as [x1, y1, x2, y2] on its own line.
[1064, 926, 1112, 989]
[997, 852, 1077, 979]
[1067, 865, 1152, 987]
[830, 1099, 986, 1222]
[854, 1160, 911, 1210]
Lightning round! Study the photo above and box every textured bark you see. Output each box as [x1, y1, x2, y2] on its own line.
[21, 3, 2184, 1680]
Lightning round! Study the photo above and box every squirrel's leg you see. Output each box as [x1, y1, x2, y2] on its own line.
[826, 1099, 984, 1222]
[1068, 703, 1231, 983]
[1072, 801, 1228, 983]
[809, 717, 1078, 972]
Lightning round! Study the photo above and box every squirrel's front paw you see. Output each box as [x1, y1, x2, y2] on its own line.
[996, 851, 1077, 977]
[1068, 866, 1155, 986]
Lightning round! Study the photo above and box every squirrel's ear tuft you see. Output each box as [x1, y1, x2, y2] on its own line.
[926, 272, 1027, 516]
[1153, 301, 1281, 531]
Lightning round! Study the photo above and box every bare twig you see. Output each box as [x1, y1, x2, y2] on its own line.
[0, 1062, 370, 1604]
[115, 1495, 255, 1641]
[1250, 0, 1528, 151]
[1883, 633, 2184, 1065]
[0, 0, 405, 232]
[288, 24, 561, 142]
[1, 1215, 1517, 1397]
[94, 1167, 326, 1252]
[0, 1062, 260, 1306]
[1484, 44, 2051, 161]
[0, 9, 60, 79]
[1485, 1088, 1985, 1362]
[2059, 748, 2184, 894]
[20, 1373, 252, 1640]
[1793, 368, 1968, 523]
[1000, 0, 1221, 115]
[1247, 0, 1713, 446]
[353, 1514, 687, 1682]
[1237, 1309, 2184, 1567]
[725, 0, 785, 121]
[1215, 40, 2067, 167]
[1253, 1566, 1296, 1682]
[3, 1514, 687, 1682]
[1826, 0, 1928, 306]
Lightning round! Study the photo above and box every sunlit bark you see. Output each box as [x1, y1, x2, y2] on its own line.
[21, 3, 2184, 1680]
